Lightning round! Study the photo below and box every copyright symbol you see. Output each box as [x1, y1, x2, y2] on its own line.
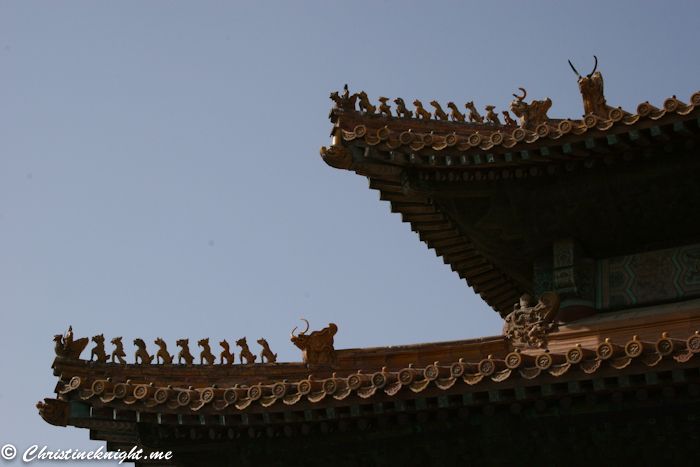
[1, 444, 16, 460]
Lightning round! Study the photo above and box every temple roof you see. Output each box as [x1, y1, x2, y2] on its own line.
[327, 93, 699, 160]
[38, 77, 700, 465]
[38, 297, 700, 466]
[39, 299, 700, 464]
[321, 87, 700, 314]
[43, 299, 700, 426]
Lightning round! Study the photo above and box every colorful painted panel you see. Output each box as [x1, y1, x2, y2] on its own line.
[600, 243, 700, 310]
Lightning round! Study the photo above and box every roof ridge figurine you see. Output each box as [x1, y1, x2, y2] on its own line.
[502, 110, 517, 125]
[177, 338, 194, 365]
[90, 334, 108, 363]
[430, 101, 449, 121]
[413, 100, 431, 120]
[56, 330, 287, 366]
[330, 84, 358, 110]
[236, 337, 257, 364]
[219, 339, 235, 365]
[198, 338, 216, 365]
[464, 101, 484, 123]
[377, 97, 391, 117]
[393, 98, 412, 118]
[484, 105, 500, 124]
[53, 326, 88, 359]
[133, 338, 153, 365]
[257, 338, 277, 363]
[446, 102, 465, 122]
[509, 88, 552, 131]
[357, 91, 376, 114]
[569, 55, 613, 118]
[291, 319, 338, 365]
[110, 336, 126, 364]
[154, 337, 172, 364]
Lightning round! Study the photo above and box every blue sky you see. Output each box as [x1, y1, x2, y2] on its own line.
[2, 1, 699, 465]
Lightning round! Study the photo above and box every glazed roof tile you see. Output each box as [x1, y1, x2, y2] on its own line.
[44, 300, 700, 426]
[52, 329, 700, 414]
[327, 92, 700, 166]
[321, 89, 700, 313]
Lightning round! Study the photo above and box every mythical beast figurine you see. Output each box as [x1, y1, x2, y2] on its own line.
[464, 101, 484, 123]
[219, 339, 235, 365]
[90, 334, 108, 363]
[503, 292, 561, 349]
[290, 319, 338, 365]
[569, 55, 613, 118]
[257, 338, 277, 363]
[133, 338, 153, 364]
[509, 88, 552, 131]
[394, 98, 413, 118]
[111, 337, 126, 364]
[236, 337, 257, 364]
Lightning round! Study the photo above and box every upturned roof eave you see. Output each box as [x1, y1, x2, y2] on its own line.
[44, 300, 700, 429]
[326, 98, 699, 170]
[321, 97, 700, 314]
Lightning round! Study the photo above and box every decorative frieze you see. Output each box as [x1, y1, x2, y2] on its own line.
[600, 243, 700, 310]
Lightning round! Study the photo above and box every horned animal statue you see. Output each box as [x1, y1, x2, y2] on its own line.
[509, 88, 552, 131]
[290, 319, 338, 365]
[568, 56, 613, 118]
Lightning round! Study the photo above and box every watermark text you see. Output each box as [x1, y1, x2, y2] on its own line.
[1, 444, 172, 463]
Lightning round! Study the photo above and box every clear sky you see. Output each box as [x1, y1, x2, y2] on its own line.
[2, 1, 699, 465]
